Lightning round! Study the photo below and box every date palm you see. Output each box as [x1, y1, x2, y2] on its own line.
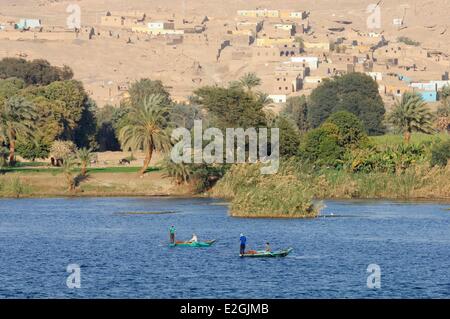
[0, 96, 36, 165]
[160, 154, 193, 185]
[239, 73, 261, 92]
[76, 147, 95, 176]
[119, 94, 172, 176]
[387, 93, 435, 143]
[61, 156, 77, 192]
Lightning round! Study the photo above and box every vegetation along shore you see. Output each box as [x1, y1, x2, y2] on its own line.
[1, 58, 449, 217]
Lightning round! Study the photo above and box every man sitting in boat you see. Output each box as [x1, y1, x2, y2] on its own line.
[190, 233, 198, 243]
[169, 225, 176, 244]
[265, 242, 271, 252]
[240, 233, 247, 255]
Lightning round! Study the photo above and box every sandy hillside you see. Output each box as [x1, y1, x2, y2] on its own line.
[0, 0, 449, 106]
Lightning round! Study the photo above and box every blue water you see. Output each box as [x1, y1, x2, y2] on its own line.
[0, 197, 449, 298]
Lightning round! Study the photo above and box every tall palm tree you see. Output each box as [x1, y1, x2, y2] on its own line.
[119, 94, 172, 176]
[387, 93, 435, 143]
[0, 96, 36, 165]
[239, 73, 261, 92]
[76, 147, 95, 176]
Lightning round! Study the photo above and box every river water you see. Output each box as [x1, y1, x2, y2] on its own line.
[0, 197, 448, 298]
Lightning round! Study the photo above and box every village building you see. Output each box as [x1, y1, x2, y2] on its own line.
[303, 38, 330, 52]
[256, 37, 294, 47]
[15, 18, 41, 30]
[290, 56, 319, 70]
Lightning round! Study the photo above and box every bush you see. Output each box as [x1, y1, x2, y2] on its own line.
[301, 123, 344, 167]
[346, 143, 426, 173]
[430, 139, 450, 167]
[324, 111, 366, 147]
[397, 36, 420, 46]
[213, 161, 320, 218]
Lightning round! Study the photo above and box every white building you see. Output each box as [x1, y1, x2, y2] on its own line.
[268, 94, 287, 103]
[147, 21, 175, 30]
[410, 82, 437, 91]
[366, 72, 383, 82]
[290, 57, 319, 70]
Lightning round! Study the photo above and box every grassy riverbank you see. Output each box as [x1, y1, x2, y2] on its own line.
[1, 160, 449, 205]
[0, 169, 190, 198]
[211, 161, 450, 218]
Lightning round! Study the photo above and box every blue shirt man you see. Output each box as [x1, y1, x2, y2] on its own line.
[239, 233, 247, 255]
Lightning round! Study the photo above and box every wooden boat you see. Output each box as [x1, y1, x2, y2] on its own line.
[169, 240, 216, 247]
[240, 247, 293, 258]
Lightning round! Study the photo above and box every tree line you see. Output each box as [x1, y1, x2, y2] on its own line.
[1, 58, 449, 185]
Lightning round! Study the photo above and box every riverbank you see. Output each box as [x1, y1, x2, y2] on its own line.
[0, 170, 192, 198]
[211, 162, 450, 218]
[1, 163, 449, 208]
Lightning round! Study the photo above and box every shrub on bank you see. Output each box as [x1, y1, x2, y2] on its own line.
[213, 161, 319, 218]
[430, 139, 450, 167]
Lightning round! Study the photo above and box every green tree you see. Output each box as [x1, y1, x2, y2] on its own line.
[38, 80, 97, 147]
[128, 79, 171, 107]
[95, 105, 121, 151]
[76, 147, 95, 176]
[0, 96, 36, 165]
[192, 86, 267, 130]
[308, 73, 385, 135]
[239, 73, 261, 92]
[0, 58, 73, 85]
[16, 136, 50, 161]
[324, 111, 366, 147]
[283, 95, 309, 132]
[276, 116, 301, 157]
[387, 93, 435, 143]
[118, 94, 172, 176]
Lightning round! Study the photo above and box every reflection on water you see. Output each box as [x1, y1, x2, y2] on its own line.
[0, 197, 449, 298]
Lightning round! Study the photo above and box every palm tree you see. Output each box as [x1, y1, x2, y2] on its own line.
[0, 96, 36, 165]
[256, 91, 273, 106]
[76, 147, 95, 176]
[160, 155, 193, 185]
[119, 94, 172, 176]
[387, 93, 435, 143]
[239, 73, 261, 92]
[61, 156, 77, 192]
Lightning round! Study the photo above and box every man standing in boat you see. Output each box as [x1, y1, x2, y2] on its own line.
[169, 225, 176, 244]
[239, 233, 247, 255]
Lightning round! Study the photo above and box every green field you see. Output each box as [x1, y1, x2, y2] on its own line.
[370, 133, 450, 146]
